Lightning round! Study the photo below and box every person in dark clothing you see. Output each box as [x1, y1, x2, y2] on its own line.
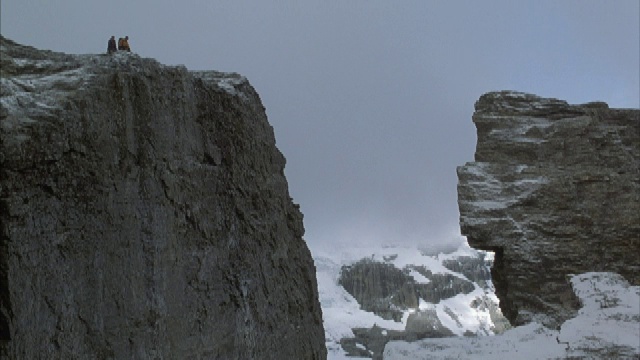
[107, 36, 117, 54]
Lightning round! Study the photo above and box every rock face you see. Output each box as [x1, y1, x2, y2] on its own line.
[338, 259, 475, 321]
[0, 37, 326, 359]
[339, 260, 421, 322]
[457, 91, 640, 328]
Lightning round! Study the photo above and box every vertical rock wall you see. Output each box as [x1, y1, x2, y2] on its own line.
[0, 37, 326, 359]
[457, 91, 639, 328]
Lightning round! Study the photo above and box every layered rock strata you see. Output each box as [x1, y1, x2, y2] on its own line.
[457, 91, 639, 328]
[0, 37, 326, 359]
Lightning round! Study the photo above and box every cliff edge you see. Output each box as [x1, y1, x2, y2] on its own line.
[457, 91, 639, 328]
[0, 37, 326, 359]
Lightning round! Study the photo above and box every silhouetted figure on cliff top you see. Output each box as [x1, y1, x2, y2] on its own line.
[107, 36, 117, 54]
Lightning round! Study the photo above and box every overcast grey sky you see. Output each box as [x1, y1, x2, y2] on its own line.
[2, 1, 639, 252]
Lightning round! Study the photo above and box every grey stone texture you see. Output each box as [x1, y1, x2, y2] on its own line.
[0, 37, 326, 359]
[457, 91, 639, 328]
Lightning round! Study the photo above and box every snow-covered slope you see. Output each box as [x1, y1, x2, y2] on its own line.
[313, 241, 508, 359]
[383, 272, 640, 359]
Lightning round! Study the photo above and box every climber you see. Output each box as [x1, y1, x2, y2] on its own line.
[107, 36, 117, 54]
[118, 36, 131, 52]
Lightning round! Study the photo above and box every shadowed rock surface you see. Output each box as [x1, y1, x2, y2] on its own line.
[457, 91, 640, 328]
[0, 37, 326, 359]
[338, 259, 418, 321]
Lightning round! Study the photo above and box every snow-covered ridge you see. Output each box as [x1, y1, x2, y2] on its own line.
[384, 272, 640, 359]
[314, 241, 509, 359]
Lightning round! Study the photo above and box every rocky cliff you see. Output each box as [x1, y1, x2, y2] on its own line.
[457, 91, 639, 328]
[0, 37, 326, 359]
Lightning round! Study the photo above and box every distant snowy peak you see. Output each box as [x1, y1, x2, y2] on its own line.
[314, 242, 510, 359]
[338, 257, 479, 321]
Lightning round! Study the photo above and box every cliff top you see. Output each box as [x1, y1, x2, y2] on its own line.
[0, 35, 249, 116]
[474, 91, 614, 116]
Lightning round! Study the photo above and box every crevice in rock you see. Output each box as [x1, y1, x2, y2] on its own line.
[471, 244, 514, 326]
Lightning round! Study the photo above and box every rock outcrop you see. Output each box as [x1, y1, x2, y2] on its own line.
[457, 91, 639, 328]
[0, 37, 326, 359]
